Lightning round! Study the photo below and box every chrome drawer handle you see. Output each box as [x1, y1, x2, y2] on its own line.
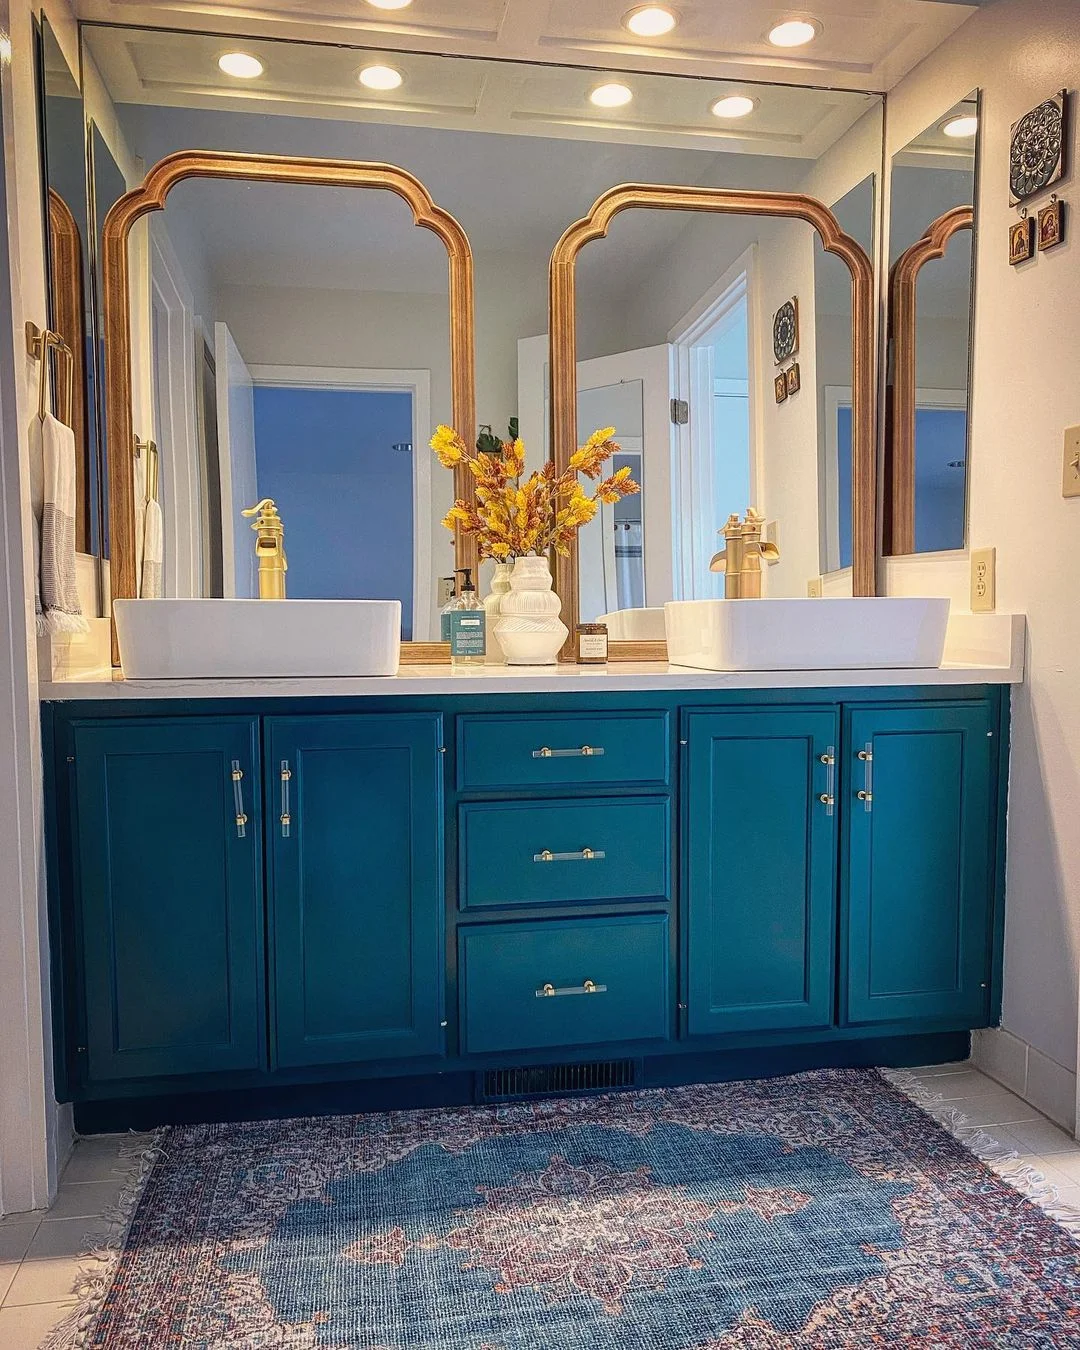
[536, 980, 608, 998]
[230, 761, 248, 839]
[532, 745, 606, 759]
[280, 760, 292, 837]
[533, 848, 606, 863]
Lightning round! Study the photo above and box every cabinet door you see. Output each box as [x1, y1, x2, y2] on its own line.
[845, 702, 994, 1026]
[684, 709, 839, 1035]
[72, 718, 264, 1082]
[268, 715, 444, 1067]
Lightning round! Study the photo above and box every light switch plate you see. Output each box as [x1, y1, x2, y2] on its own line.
[1063, 425, 1080, 498]
[970, 547, 996, 613]
[806, 577, 823, 597]
[437, 576, 455, 607]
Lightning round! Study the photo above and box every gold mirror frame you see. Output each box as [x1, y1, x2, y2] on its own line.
[550, 183, 877, 661]
[47, 188, 89, 552]
[884, 204, 974, 556]
[102, 149, 477, 664]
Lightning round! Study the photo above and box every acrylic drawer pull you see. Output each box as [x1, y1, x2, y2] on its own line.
[280, 760, 292, 837]
[533, 847, 607, 863]
[820, 745, 836, 817]
[230, 761, 248, 839]
[858, 742, 873, 812]
[532, 745, 606, 759]
[536, 980, 608, 998]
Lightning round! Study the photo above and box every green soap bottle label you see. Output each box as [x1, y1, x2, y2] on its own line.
[450, 611, 486, 656]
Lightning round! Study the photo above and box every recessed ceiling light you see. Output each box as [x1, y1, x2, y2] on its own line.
[359, 63, 404, 91]
[623, 5, 678, 37]
[711, 95, 757, 119]
[590, 82, 634, 109]
[366, 0, 413, 9]
[218, 51, 264, 79]
[767, 18, 820, 48]
[942, 114, 979, 138]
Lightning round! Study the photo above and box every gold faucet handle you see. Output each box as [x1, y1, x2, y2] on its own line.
[241, 499, 282, 529]
[759, 541, 781, 563]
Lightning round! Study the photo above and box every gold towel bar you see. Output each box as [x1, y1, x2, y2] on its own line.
[26, 321, 73, 427]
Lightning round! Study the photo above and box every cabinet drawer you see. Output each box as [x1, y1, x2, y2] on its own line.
[457, 712, 669, 792]
[459, 915, 670, 1055]
[459, 797, 670, 911]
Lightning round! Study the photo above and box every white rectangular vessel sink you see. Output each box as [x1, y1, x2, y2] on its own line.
[114, 598, 401, 678]
[665, 597, 950, 672]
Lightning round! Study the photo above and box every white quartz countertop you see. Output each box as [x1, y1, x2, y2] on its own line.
[38, 614, 1025, 700]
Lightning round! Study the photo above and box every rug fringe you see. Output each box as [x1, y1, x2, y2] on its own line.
[39, 1130, 169, 1350]
[882, 1067, 1080, 1239]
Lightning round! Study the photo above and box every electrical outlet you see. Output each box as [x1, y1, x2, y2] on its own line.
[807, 577, 823, 598]
[970, 547, 996, 613]
[437, 576, 455, 607]
[1063, 425, 1080, 498]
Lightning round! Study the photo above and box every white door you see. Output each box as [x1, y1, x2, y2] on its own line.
[516, 338, 676, 621]
[215, 323, 258, 598]
[576, 346, 675, 621]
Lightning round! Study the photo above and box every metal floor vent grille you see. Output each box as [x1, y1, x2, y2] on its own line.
[480, 1059, 639, 1102]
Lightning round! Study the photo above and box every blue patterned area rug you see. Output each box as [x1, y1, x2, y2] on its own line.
[55, 1069, 1080, 1348]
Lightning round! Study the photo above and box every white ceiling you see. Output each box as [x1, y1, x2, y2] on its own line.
[78, 0, 985, 94]
[85, 26, 878, 160]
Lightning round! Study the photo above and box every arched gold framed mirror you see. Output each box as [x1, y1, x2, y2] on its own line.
[549, 183, 877, 661]
[885, 204, 974, 555]
[102, 149, 477, 664]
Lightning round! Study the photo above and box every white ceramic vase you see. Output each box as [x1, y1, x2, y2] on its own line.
[482, 562, 513, 665]
[495, 555, 569, 666]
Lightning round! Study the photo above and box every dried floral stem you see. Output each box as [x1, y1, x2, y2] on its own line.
[431, 425, 639, 561]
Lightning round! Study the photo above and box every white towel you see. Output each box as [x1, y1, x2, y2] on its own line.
[140, 496, 163, 599]
[33, 413, 88, 636]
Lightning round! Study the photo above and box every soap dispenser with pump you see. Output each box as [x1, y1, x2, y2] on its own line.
[449, 568, 486, 666]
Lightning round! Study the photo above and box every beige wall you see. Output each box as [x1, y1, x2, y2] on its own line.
[883, 0, 1080, 1123]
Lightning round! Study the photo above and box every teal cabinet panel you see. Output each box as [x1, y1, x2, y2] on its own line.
[845, 702, 994, 1025]
[268, 715, 444, 1068]
[684, 709, 839, 1035]
[460, 915, 671, 1055]
[457, 712, 669, 792]
[459, 797, 670, 911]
[71, 718, 264, 1082]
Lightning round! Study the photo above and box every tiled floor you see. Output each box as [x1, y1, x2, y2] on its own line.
[0, 1063, 1077, 1348]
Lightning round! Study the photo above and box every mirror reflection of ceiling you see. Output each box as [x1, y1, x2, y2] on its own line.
[86, 29, 883, 326]
[79, 0, 990, 94]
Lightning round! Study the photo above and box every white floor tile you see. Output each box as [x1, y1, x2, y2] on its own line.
[908, 1061, 973, 1077]
[1003, 1117, 1080, 1156]
[0, 1300, 77, 1349]
[61, 1146, 130, 1185]
[2, 1214, 114, 1310]
[1039, 1151, 1080, 1185]
[42, 1177, 126, 1222]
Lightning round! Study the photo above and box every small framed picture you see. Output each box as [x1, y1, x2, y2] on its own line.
[1009, 216, 1035, 265]
[1038, 198, 1065, 250]
[785, 363, 801, 396]
[774, 372, 788, 404]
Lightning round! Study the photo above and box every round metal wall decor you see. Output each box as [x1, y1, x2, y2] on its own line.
[772, 297, 799, 365]
[1010, 92, 1066, 205]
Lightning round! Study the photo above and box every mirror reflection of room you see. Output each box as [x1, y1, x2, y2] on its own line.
[84, 26, 881, 640]
[886, 92, 979, 557]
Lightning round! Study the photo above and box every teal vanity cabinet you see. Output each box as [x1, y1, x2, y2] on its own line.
[844, 702, 996, 1027]
[267, 715, 445, 1067]
[43, 686, 1007, 1126]
[67, 718, 265, 1082]
[683, 708, 840, 1036]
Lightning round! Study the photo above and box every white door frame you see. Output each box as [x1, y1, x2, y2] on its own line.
[248, 365, 432, 640]
[149, 220, 201, 598]
[668, 248, 757, 600]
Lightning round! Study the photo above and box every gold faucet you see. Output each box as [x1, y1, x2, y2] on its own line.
[241, 499, 288, 599]
[709, 508, 780, 598]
